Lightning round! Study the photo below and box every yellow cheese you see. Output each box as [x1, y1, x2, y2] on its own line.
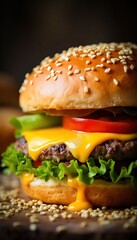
[68, 177, 92, 211]
[21, 172, 34, 186]
[23, 127, 137, 163]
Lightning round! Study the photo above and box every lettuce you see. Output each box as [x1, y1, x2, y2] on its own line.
[1, 144, 137, 187]
[10, 114, 61, 137]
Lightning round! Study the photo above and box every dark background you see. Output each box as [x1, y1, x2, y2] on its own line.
[0, 0, 137, 87]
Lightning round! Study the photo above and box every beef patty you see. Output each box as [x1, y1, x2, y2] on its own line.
[15, 136, 137, 162]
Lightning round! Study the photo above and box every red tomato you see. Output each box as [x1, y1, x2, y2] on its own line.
[63, 116, 137, 133]
[33, 160, 42, 168]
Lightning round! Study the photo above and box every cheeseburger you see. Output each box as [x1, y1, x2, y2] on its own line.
[2, 42, 137, 211]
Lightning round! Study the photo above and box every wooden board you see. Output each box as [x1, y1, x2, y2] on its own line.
[0, 173, 137, 240]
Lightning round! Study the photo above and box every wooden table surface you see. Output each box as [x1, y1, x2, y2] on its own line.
[0, 173, 137, 240]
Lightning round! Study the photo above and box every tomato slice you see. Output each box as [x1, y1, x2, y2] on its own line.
[63, 116, 137, 133]
[33, 160, 42, 168]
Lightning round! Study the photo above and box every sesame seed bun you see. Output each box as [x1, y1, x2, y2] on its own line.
[21, 177, 137, 207]
[19, 42, 137, 116]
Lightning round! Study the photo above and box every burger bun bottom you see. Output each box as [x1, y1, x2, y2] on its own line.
[21, 177, 137, 207]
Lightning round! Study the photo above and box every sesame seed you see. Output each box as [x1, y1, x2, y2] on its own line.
[113, 58, 119, 62]
[54, 53, 60, 58]
[64, 56, 70, 61]
[81, 210, 89, 218]
[91, 67, 95, 71]
[90, 54, 96, 59]
[30, 80, 33, 86]
[127, 56, 133, 60]
[80, 221, 87, 228]
[25, 73, 29, 78]
[47, 66, 52, 71]
[86, 60, 91, 65]
[96, 64, 104, 68]
[111, 58, 115, 64]
[80, 75, 86, 81]
[120, 58, 126, 62]
[29, 214, 39, 223]
[56, 225, 67, 233]
[106, 51, 111, 59]
[68, 65, 73, 70]
[74, 69, 81, 74]
[124, 65, 128, 72]
[53, 76, 58, 81]
[55, 59, 61, 64]
[56, 62, 62, 67]
[40, 66, 44, 70]
[101, 206, 107, 210]
[81, 54, 87, 58]
[56, 70, 62, 74]
[37, 70, 43, 74]
[106, 60, 111, 64]
[68, 71, 73, 76]
[19, 86, 25, 93]
[51, 72, 55, 77]
[73, 52, 79, 57]
[119, 56, 124, 59]
[49, 215, 56, 221]
[118, 50, 124, 55]
[130, 64, 135, 70]
[104, 68, 111, 73]
[45, 75, 51, 80]
[34, 74, 38, 78]
[83, 86, 89, 93]
[96, 52, 102, 56]
[101, 57, 106, 62]
[33, 66, 39, 72]
[29, 223, 37, 231]
[12, 221, 22, 227]
[113, 79, 119, 85]
[23, 79, 28, 85]
[84, 67, 91, 72]
[94, 77, 99, 82]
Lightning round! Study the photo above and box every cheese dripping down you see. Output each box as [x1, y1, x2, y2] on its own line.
[67, 177, 92, 211]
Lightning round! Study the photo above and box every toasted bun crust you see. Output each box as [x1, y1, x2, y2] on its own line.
[21, 178, 137, 207]
[19, 43, 137, 115]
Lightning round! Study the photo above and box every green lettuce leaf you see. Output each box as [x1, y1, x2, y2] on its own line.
[1, 144, 35, 175]
[10, 114, 61, 137]
[1, 144, 137, 187]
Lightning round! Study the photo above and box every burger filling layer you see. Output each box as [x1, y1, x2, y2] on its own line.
[15, 136, 137, 162]
[1, 113, 137, 210]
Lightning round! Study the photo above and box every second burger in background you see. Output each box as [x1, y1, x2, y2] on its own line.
[2, 42, 137, 211]
[0, 73, 21, 158]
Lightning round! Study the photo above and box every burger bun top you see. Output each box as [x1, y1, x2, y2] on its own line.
[19, 42, 137, 116]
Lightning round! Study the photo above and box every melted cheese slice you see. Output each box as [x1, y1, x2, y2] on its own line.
[68, 177, 92, 211]
[23, 127, 137, 163]
[21, 172, 34, 186]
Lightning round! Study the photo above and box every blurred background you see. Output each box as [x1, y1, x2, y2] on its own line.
[0, 0, 137, 155]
